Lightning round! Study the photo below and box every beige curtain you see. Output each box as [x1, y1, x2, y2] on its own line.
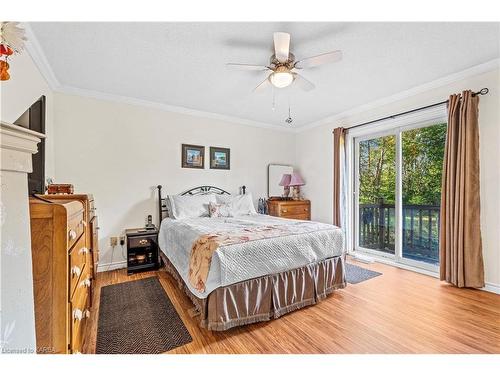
[440, 90, 484, 288]
[333, 127, 346, 227]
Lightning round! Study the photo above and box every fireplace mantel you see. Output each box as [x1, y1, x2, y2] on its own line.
[1, 121, 45, 353]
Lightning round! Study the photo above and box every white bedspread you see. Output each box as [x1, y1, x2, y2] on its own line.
[158, 214, 344, 298]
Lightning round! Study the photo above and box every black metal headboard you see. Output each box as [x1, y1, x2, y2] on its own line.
[156, 185, 246, 226]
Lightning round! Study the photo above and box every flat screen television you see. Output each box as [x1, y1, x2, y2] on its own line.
[15, 96, 46, 194]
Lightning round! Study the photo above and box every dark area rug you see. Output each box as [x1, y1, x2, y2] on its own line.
[345, 263, 382, 284]
[96, 276, 192, 354]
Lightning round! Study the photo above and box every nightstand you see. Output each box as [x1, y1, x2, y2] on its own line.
[125, 227, 159, 275]
[267, 199, 311, 220]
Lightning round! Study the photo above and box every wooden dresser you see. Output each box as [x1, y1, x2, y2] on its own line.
[267, 199, 311, 220]
[40, 194, 99, 281]
[29, 197, 92, 354]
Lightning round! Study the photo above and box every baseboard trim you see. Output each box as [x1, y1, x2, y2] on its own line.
[97, 260, 127, 273]
[483, 282, 500, 295]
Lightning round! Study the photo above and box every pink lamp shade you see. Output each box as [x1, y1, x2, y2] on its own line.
[278, 174, 292, 187]
[288, 172, 305, 186]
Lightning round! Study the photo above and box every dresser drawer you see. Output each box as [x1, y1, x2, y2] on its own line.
[89, 199, 96, 220]
[279, 204, 310, 216]
[129, 235, 156, 248]
[69, 236, 88, 297]
[67, 209, 85, 249]
[90, 216, 99, 262]
[71, 263, 92, 305]
[70, 279, 90, 354]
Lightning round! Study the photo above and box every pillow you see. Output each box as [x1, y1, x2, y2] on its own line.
[208, 202, 232, 218]
[168, 194, 216, 219]
[216, 193, 257, 216]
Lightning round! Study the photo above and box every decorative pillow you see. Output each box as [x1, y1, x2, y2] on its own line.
[216, 193, 257, 216]
[208, 202, 232, 218]
[167, 194, 216, 219]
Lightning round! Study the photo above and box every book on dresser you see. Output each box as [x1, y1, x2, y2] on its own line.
[29, 195, 97, 354]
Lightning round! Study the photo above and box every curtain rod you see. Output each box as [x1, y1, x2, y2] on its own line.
[346, 88, 489, 132]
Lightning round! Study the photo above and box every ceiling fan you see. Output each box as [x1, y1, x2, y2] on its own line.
[226, 32, 342, 92]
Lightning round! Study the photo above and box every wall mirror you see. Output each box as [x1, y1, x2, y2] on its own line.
[268, 164, 293, 197]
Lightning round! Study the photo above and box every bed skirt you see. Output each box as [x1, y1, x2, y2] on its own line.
[160, 253, 346, 331]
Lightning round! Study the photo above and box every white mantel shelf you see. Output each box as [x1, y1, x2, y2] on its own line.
[1, 121, 46, 173]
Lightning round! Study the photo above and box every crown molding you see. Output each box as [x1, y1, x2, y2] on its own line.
[295, 58, 500, 133]
[23, 23, 61, 90]
[55, 84, 295, 133]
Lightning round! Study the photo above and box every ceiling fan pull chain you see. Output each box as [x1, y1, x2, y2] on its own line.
[272, 87, 276, 111]
[285, 96, 293, 125]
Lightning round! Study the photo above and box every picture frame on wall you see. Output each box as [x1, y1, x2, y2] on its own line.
[210, 147, 230, 170]
[181, 144, 205, 169]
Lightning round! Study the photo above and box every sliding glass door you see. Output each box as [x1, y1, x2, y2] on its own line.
[401, 124, 446, 265]
[354, 120, 447, 270]
[357, 134, 396, 255]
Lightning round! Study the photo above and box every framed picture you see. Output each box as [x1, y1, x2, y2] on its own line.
[181, 144, 205, 169]
[210, 147, 230, 170]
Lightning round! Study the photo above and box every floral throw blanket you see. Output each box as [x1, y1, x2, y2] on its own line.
[188, 225, 296, 292]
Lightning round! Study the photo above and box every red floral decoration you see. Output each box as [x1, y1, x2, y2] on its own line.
[0, 22, 27, 81]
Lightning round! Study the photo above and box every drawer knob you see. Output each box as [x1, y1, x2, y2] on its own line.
[82, 278, 91, 288]
[282, 209, 288, 213]
[73, 308, 83, 321]
[79, 247, 88, 255]
[71, 265, 81, 277]
[68, 230, 77, 240]
[304, 208, 308, 211]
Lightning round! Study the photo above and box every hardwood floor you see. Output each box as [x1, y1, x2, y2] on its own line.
[84, 259, 500, 354]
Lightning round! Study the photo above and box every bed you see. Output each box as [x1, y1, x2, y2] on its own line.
[157, 185, 346, 331]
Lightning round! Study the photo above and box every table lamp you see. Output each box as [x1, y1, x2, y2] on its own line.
[288, 172, 305, 200]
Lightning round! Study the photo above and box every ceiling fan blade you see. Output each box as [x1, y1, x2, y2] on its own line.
[294, 50, 343, 69]
[273, 32, 290, 63]
[253, 76, 271, 92]
[293, 73, 315, 91]
[226, 63, 271, 71]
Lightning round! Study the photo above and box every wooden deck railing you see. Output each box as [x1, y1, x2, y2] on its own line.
[359, 203, 440, 264]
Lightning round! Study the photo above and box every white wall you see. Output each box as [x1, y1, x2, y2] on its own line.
[296, 68, 500, 289]
[0, 49, 53, 352]
[52, 93, 296, 269]
[0, 50, 55, 177]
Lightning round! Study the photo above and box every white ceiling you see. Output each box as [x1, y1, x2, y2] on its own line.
[30, 22, 499, 128]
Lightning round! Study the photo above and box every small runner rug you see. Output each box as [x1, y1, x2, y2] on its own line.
[96, 276, 192, 354]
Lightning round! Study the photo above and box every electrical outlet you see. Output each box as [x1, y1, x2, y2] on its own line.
[110, 236, 118, 247]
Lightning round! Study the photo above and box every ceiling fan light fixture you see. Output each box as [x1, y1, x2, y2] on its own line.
[269, 66, 293, 88]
